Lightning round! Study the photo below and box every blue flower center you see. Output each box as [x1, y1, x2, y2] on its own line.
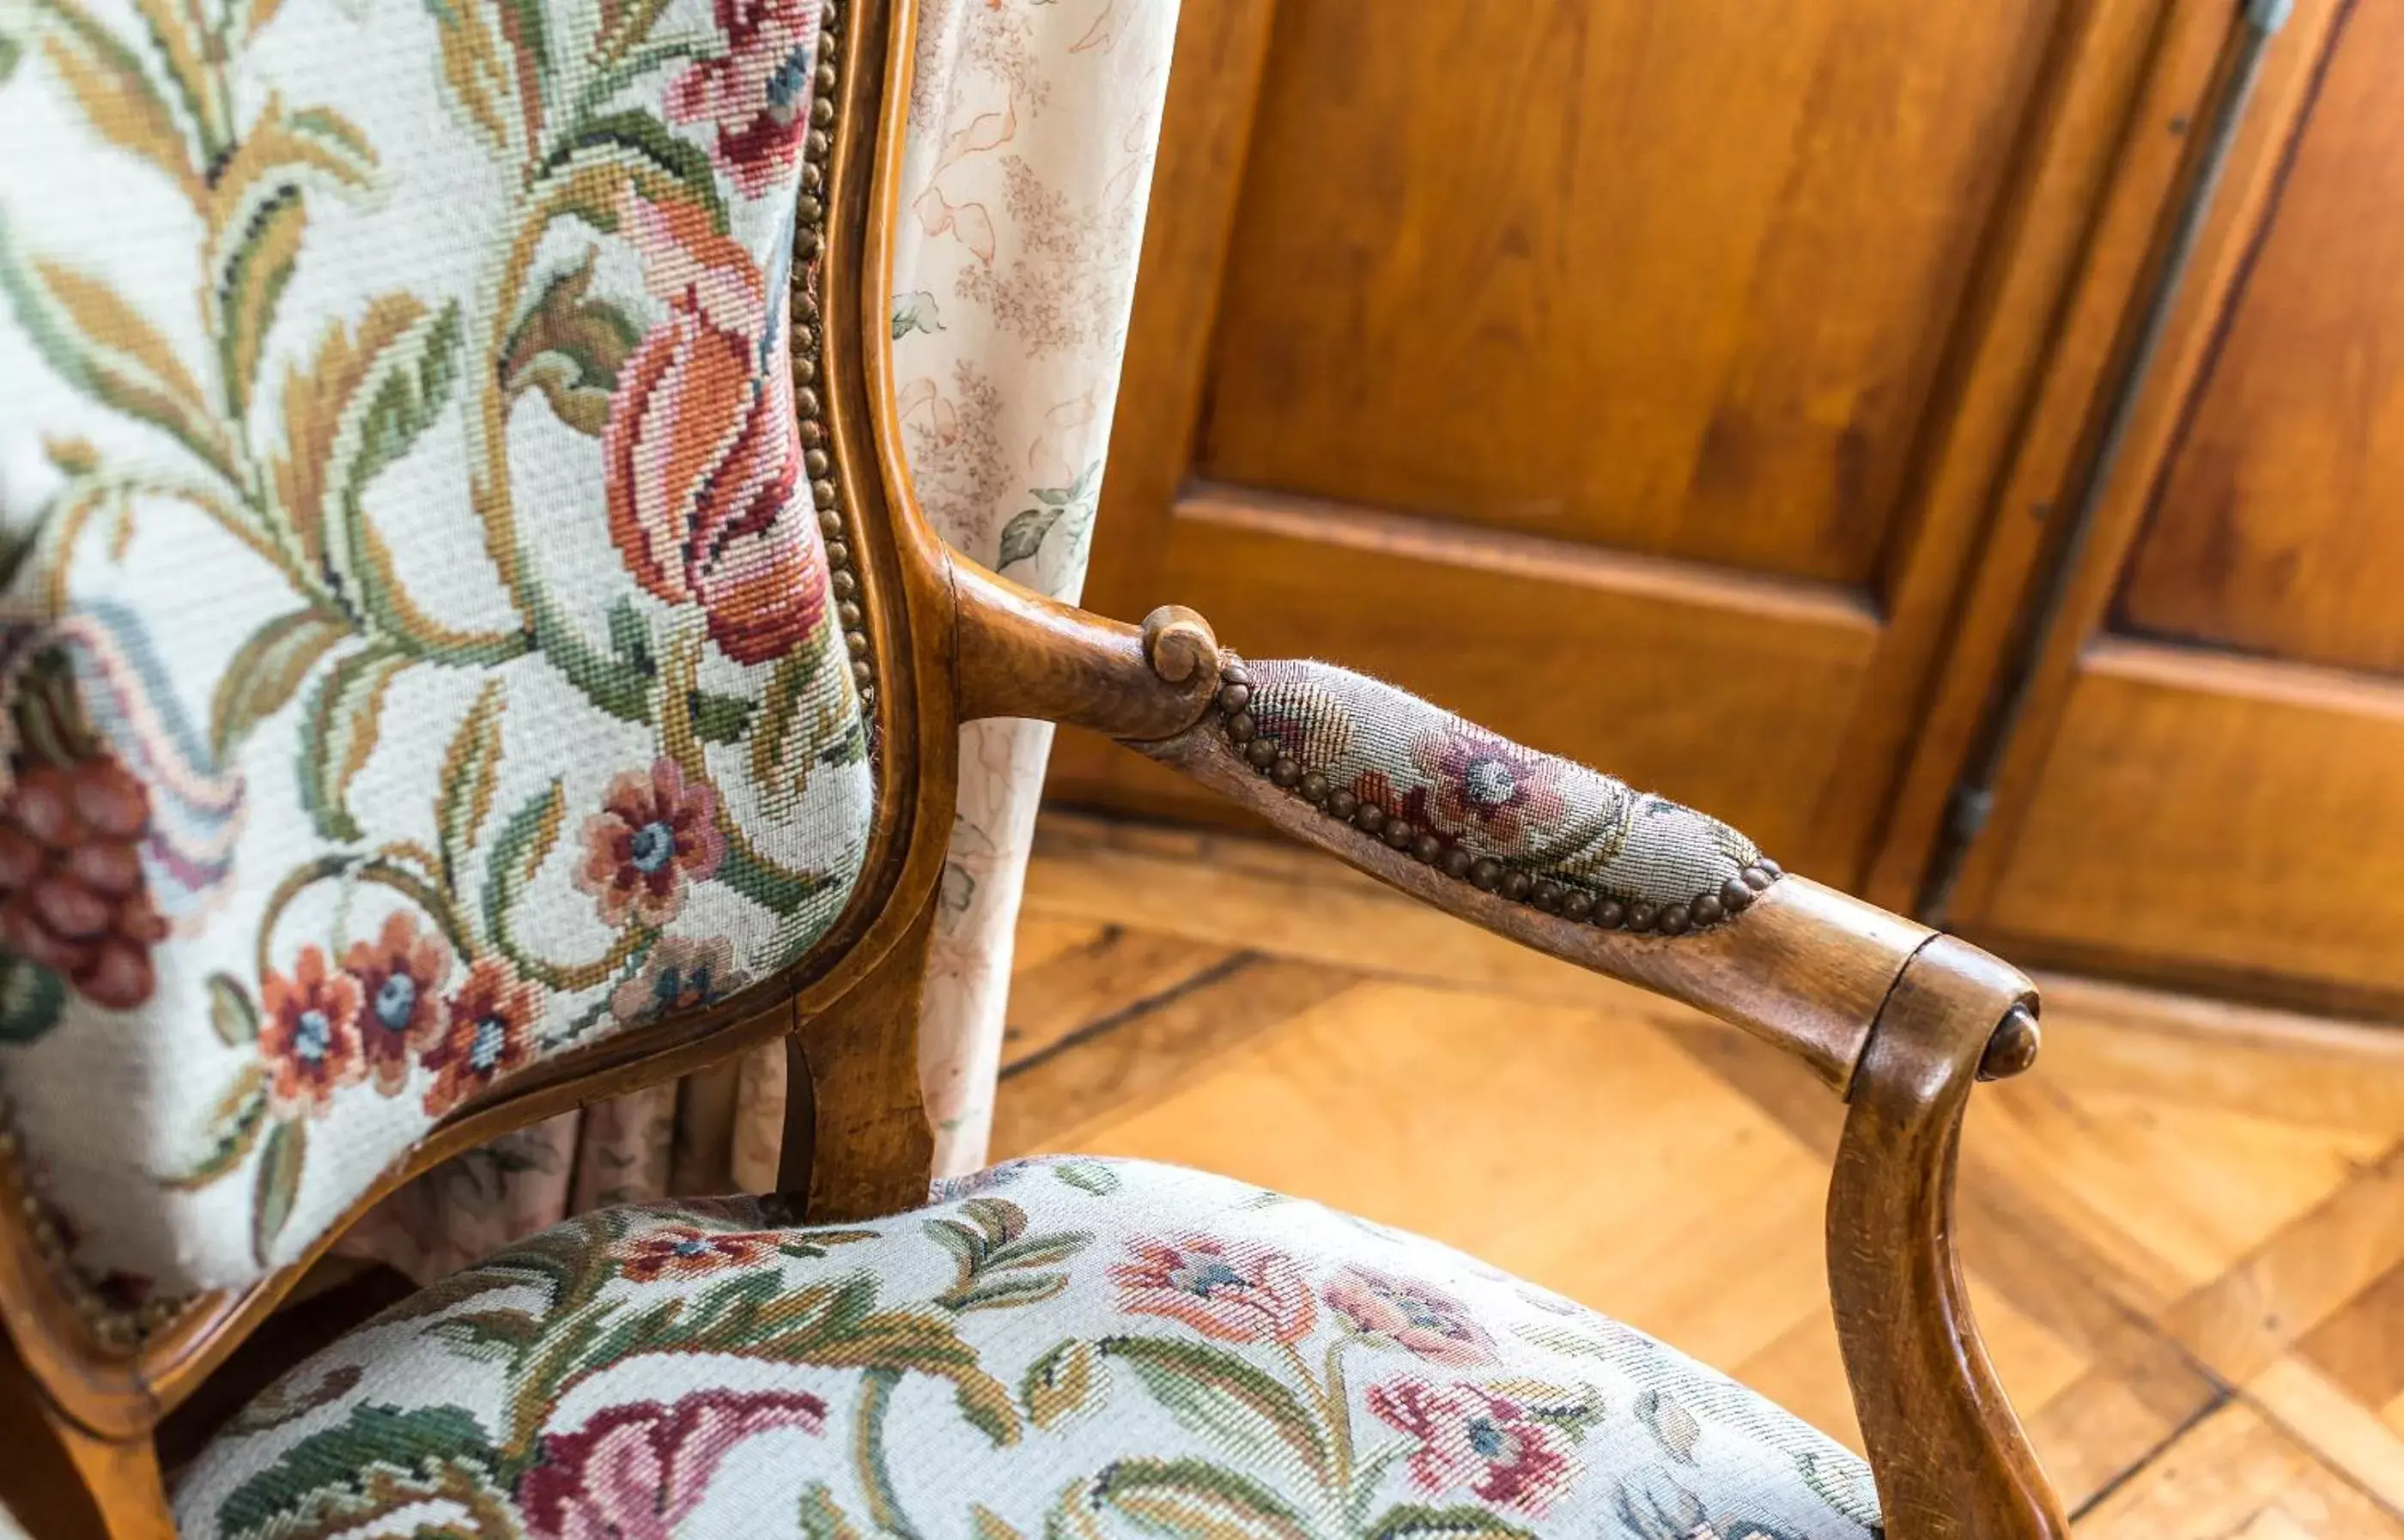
[373, 973, 417, 1031]
[1171, 1259, 1248, 1299]
[1464, 757, 1517, 808]
[1466, 1416, 1517, 1461]
[671, 1238, 710, 1258]
[293, 1009, 331, 1062]
[629, 820, 677, 873]
[469, 1015, 509, 1072]
[767, 47, 812, 115]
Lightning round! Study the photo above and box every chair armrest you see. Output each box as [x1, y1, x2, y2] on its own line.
[950, 560, 2067, 1537]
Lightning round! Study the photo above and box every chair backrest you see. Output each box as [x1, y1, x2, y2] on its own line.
[0, 0, 944, 1442]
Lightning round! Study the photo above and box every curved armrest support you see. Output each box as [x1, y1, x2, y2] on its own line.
[951, 566, 2065, 1534]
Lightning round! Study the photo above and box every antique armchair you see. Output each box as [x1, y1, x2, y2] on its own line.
[0, 0, 2064, 1535]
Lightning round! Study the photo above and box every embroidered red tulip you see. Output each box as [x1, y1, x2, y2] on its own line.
[1110, 1233, 1316, 1344]
[517, 1388, 828, 1540]
[574, 758, 727, 928]
[605, 191, 828, 666]
[258, 945, 367, 1119]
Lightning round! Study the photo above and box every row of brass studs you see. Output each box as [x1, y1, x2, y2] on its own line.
[792, 0, 874, 722]
[1211, 658, 1782, 934]
[0, 1098, 181, 1350]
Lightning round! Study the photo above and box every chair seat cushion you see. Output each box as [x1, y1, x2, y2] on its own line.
[173, 1157, 1882, 1539]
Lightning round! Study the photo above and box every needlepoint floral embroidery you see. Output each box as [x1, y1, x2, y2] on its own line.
[0, 0, 872, 1289]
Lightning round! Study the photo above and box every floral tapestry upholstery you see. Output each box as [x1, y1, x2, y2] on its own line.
[329, 0, 1181, 1287]
[174, 1157, 1881, 1539]
[1237, 661, 1767, 921]
[0, 0, 871, 1294]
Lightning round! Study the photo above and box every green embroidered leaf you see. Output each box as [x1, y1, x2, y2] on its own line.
[714, 837, 828, 917]
[295, 643, 410, 843]
[1090, 1458, 1313, 1540]
[1023, 1338, 1107, 1431]
[1050, 1158, 1120, 1197]
[501, 255, 639, 434]
[161, 1063, 270, 1190]
[207, 973, 260, 1046]
[251, 1116, 307, 1262]
[222, 1363, 363, 1436]
[20, 0, 198, 196]
[1101, 1336, 1333, 1483]
[270, 294, 433, 567]
[0, 215, 231, 480]
[0, 955, 66, 1045]
[891, 289, 944, 338]
[0, 31, 21, 83]
[538, 110, 727, 236]
[481, 778, 565, 944]
[689, 687, 754, 745]
[214, 1402, 500, 1539]
[323, 300, 464, 637]
[799, 1484, 869, 1540]
[211, 609, 349, 762]
[212, 185, 307, 421]
[1363, 1505, 1541, 1540]
[995, 504, 1066, 569]
[434, 677, 507, 882]
[928, 1200, 1093, 1313]
[425, 1306, 543, 1364]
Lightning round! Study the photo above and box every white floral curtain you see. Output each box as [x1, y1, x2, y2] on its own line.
[342, 0, 1179, 1278]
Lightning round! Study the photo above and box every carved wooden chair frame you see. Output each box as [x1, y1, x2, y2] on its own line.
[0, 3, 2067, 1535]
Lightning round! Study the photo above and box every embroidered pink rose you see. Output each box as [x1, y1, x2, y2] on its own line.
[574, 759, 725, 928]
[518, 1388, 827, 1540]
[1368, 1379, 1578, 1516]
[1325, 1265, 1497, 1366]
[1410, 724, 1569, 848]
[1110, 1234, 1316, 1344]
[667, 0, 822, 199]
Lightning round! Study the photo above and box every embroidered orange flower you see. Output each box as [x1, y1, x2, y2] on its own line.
[574, 759, 726, 928]
[258, 946, 367, 1118]
[342, 912, 452, 1096]
[0, 756, 170, 1010]
[613, 1222, 780, 1282]
[420, 957, 542, 1117]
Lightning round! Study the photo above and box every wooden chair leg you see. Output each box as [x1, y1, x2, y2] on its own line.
[0, 1343, 171, 1540]
[780, 894, 939, 1222]
[1827, 935, 2068, 1540]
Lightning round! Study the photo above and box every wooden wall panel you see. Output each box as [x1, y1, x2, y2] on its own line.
[2117, 0, 2404, 678]
[1980, 640, 2404, 1003]
[1199, 0, 2061, 585]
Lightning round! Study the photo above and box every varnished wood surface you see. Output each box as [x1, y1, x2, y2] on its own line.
[2117, 0, 2404, 677]
[1881, 0, 2404, 1011]
[1202, 0, 2060, 583]
[1133, 707, 1928, 1094]
[1004, 810, 2404, 1535]
[1055, 0, 2235, 903]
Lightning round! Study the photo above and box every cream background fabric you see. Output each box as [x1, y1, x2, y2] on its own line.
[337, 0, 1180, 1279]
